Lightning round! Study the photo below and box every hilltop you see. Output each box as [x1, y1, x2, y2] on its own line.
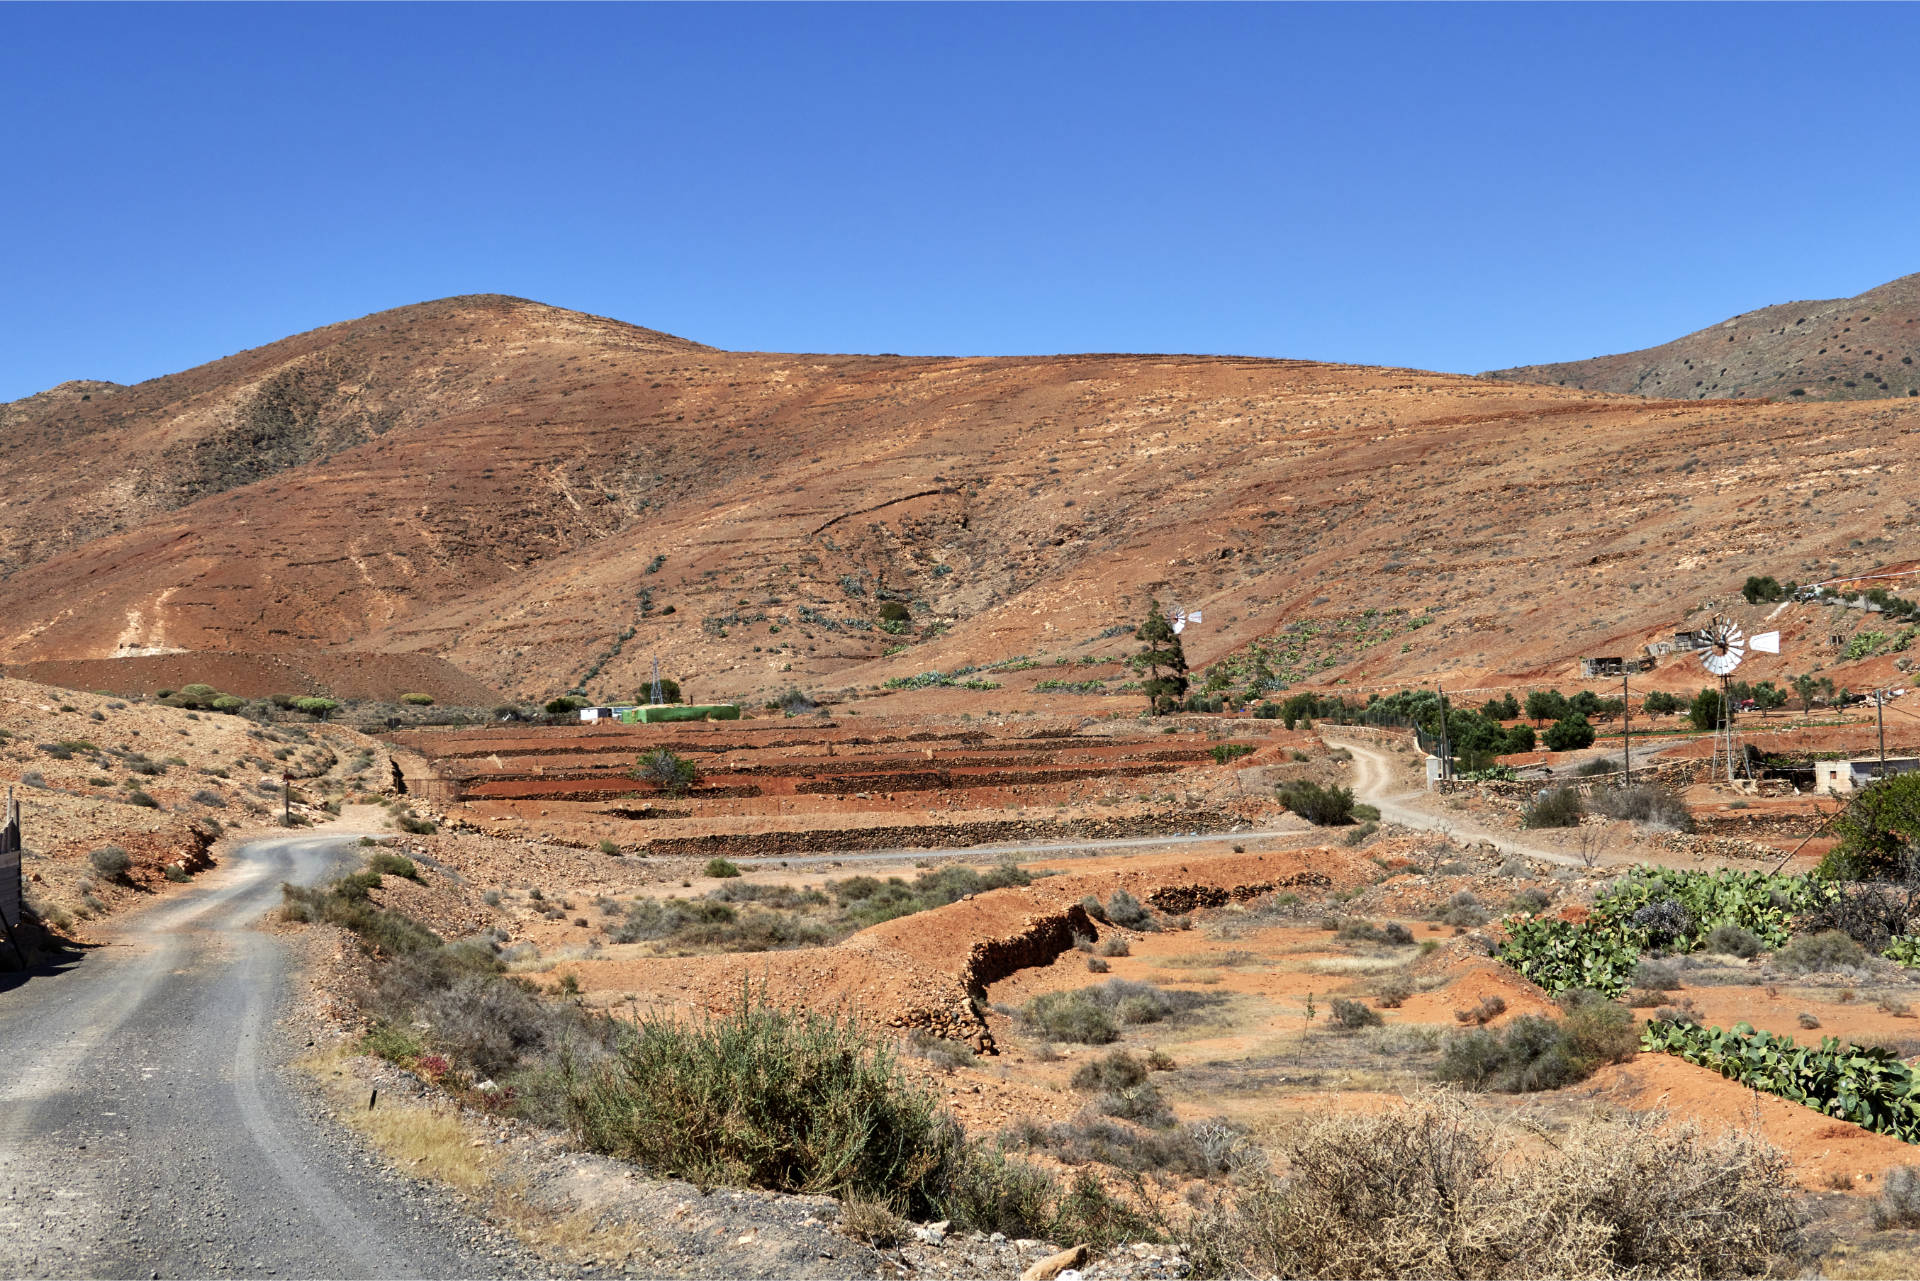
[1486, 271, 1920, 402]
[1, 295, 1917, 709]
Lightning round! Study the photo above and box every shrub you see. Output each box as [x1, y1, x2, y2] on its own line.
[1798, 1012, 1821, 1030]
[1021, 980, 1209, 1043]
[292, 696, 339, 720]
[394, 812, 436, 835]
[1628, 896, 1692, 947]
[635, 748, 701, 796]
[1772, 929, 1868, 974]
[1705, 923, 1762, 959]
[1507, 887, 1551, 915]
[567, 995, 960, 1213]
[704, 858, 742, 879]
[1330, 997, 1383, 1030]
[1374, 973, 1414, 1008]
[400, 692, 435, 706]
[1875, 1166, 1920, 1230]
[1098, 935, 1131, 958]
[598, 839, 619, 855]
[1337, 918, 1415, 946]
[1521, 787, 1584, 829]
[1441, 892, 1488, 928]
[190, 787, 227, 808]
[1588, 784, 1694, 832]
[1086, 956, 1110, 973]
[1004, 1114, 1244, 1179]
[1453, 994, 1507, 1025]
[1104, 889, 1153, 930]
[89, 845, 132, 879]
[1021, 991, 1119, 1044]
[1069, 1048, 1148, 1093]
[367, 851, 421, 882]
[1438, 1000, 1632, 1093]
[1630, 959, 1682, 991]
[127, 790, 160, 809]
[1275, 780, 1355, 825]
[1192, 1094, 1800, 1281]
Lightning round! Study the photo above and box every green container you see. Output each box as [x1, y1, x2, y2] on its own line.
[630, 704, 740, 723]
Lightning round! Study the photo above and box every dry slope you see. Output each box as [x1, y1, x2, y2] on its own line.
[2, 296, 1917, 708]
[1487, 271, 1920, 402]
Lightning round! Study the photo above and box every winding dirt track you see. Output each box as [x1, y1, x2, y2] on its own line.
[0, 834, 522, 1279]
[1320, 732, 1588, 867]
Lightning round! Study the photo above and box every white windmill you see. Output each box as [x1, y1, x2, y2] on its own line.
[1694, 615, 1781, 783]
[1169, 606, 1203, 635]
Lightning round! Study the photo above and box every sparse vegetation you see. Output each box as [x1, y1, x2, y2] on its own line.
[1521, 786, 1584, 828]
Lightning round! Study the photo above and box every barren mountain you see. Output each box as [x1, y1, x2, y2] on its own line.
[2, 295, 1917, 706]
[1487, 272, 1920, 402]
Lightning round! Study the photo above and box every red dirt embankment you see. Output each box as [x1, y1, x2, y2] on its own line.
[568, 846, 1376, 1051]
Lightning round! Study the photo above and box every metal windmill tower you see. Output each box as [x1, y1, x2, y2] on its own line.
[1694, 615, 1780, 784]
[650, 657, 664, 707]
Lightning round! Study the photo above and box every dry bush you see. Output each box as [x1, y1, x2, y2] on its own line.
[840, 1197, 907, 1246]
[1873, 1165, 1920, 1229]
[1190, 1093, 1800, 1279]
[1454, 994, 1507, 1025]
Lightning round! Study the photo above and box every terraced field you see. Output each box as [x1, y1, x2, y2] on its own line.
[387, 716, 1298, 855]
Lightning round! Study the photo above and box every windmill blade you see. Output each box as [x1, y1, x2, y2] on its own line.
[1750, 631, 1781, 654]
[1188, 610, 1202, 624]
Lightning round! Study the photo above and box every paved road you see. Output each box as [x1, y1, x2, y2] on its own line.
[1320, 732, 1591, 868]
[0, 834, 519, 1279]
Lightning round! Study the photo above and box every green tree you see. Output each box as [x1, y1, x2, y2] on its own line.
[1129, 599, 1189, 716]
[1688, 687, 1723, 733]
[636, 678, 683, 705]
[292, 696, 339, 721]
[1481, 694, 1520, 721]
[1752, 682, 1789, 715]
[1793, 674, 1817, 714]
[1820, 773, 1920, 880]
[1543, 714, 1596, 752]
[1742, 575, 1785, 604]
[1641, 690, 1682, 717]
[1525, 690, 1570, 724]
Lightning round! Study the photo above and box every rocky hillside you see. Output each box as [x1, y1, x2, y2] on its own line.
[2, 296, 1917, 706]
[1486, 272, 1920, 402]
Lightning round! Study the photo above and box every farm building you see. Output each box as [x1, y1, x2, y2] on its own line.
[1815, 757, 1920, 794]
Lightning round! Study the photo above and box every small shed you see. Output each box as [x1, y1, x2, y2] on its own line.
[1581, 657, 1627, 678]
[578, 706, 617, 723]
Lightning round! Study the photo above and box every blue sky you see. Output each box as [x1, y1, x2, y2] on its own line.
[3, 2, 1917, 400]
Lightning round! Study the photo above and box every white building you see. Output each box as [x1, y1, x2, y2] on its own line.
[1815, 757, 1920, 794]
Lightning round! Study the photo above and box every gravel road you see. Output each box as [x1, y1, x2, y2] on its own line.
[0, 833, 534, 1279]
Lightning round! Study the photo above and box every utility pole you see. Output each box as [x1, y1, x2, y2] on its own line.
[1878, 688, 1889, 781]
[1435, 682, 1452, 781]
[282, 773, 291, 825]
[1621, 672, 1632, 784]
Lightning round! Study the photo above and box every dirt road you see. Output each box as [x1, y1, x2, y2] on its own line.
[0, 834, 527, 1279]
[1320, 732, 1594, 868]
